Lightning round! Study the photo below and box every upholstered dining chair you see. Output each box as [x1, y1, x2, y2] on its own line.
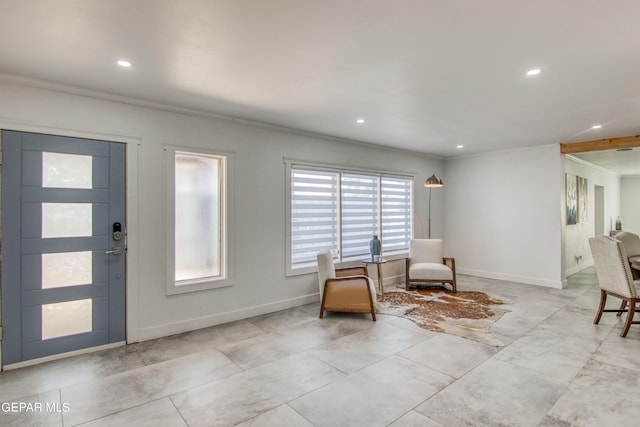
[615, 231, 640, 279]
[317, 250, 377, 321]
[589, 235, 640, 337]
[405, 239, 456, 292]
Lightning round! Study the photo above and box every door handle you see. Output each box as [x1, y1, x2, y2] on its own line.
[105, 247, 123, 255]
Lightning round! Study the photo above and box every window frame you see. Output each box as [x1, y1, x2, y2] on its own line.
[285, 158, 414, 277]
[165, 146, 235, 295]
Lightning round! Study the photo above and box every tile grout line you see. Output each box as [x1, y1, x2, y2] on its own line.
[168, 395, 190, 427]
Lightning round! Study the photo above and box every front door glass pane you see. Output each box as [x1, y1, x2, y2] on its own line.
[42, 203, 92, 238]
[42, 251, 92, 289]
[42, 152, 93, 189]
[41, 299, 93, 340]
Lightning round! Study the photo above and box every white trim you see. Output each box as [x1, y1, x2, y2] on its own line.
[564, 154, 622, 177]
[284, 157, 417, 179]
[163, 144, 237, 159]
[285, 160, 294, 275]
[451, 142, 560, 161]
[457, 268, 565, 289]
[137, 294, 319, 341]
[125, 142, 140, 343]
[384, 273, 406, 287]
[2, 342, 125, 370]
[0, 118, 140, 145]
[0, 73, 442, 160]
[165, 147, 235, 295]
[565, 259, 595, 277]
[0, 119, 141, 346]
[286, 252, 409, 279]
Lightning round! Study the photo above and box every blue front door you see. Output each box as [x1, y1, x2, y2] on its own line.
[1, 130, 126, 365]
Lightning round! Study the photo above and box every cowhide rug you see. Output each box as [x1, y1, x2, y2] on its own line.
[376, 287, 511, 347]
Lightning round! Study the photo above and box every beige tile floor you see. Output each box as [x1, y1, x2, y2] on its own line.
[2, 267, 640, 426]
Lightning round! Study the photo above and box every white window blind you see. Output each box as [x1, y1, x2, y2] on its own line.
[381, 176, 413, 254]
[290, 169, 339, 269]
[288, 164, 414, 273]
[341, 173, 379, 260]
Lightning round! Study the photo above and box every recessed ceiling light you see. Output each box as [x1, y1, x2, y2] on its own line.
[356, 118, 365, 124]
[591, 124, 603, 129]
[456, 145, 464, 149]
[526, 69, 541, 76]
[116, 60, 132, 67]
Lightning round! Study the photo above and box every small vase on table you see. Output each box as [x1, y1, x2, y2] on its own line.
[370, 235, 381, 262]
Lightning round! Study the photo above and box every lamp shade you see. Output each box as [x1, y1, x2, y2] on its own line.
[424, 174, 444, 188]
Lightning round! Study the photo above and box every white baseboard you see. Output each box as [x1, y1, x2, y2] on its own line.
[565, 260, 594, 277]
[457, 268, 565, 289]
[136, 293, 320, 342]
[2, 342, 125, 370]
[384, 274, 404, 287]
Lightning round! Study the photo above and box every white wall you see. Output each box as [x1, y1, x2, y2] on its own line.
[444, 144, 564, 288]
[0, 79, 443, 342]
[621, 176, 640, 235]
[563, 156, 621, 276]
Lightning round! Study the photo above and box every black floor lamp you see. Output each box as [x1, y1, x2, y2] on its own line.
[425, 174, 444, 239]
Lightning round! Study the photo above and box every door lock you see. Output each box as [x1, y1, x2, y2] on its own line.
[113, 222, 123, 241]
[105, 247, 123, 255]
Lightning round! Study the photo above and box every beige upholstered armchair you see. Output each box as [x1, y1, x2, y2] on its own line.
[615, 231, 640, 279]
[405, 239, 456, 292]
[589, 235, 640, 337]
[317, 250, 377, 320]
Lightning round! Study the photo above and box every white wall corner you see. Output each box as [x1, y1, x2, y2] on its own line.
[565, 259, 594, 277]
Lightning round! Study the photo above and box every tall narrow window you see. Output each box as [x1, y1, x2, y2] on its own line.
[175, 152, 221, 282]
[167, 148, 233, 294]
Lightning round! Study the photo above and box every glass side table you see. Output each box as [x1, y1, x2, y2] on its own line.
[360, 258, 387, 299]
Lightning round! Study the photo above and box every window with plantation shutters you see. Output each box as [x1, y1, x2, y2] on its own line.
[287, 162, 414, 275]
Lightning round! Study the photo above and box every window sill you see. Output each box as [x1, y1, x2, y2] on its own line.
[166, 277, 234, 296]
[286, 252, 408, 278]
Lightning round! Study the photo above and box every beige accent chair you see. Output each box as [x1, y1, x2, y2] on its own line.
[615, 231, 640, 279]
[589, 235, 640, 337]
[317, 250, 377, 321]
[405, 239, 457, 293]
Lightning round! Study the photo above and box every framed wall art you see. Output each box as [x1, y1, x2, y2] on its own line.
[577, 176, 587, 222]
[566, 173, 577, 225]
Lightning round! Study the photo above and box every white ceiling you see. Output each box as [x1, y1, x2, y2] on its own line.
[1, 0, 639, 159]
[572, 148, 640, 176]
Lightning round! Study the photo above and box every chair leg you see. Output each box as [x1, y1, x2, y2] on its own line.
[405, 258, 410, 291]
[621, 298, 636, 337]
[319, 284, 328, 319]
[594, 290, 607, 324]
[617, 300, 627, 317]
[367, 287, 377, 321]
[451, 278, 457, 293]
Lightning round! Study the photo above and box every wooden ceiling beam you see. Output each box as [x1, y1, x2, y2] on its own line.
[560, 134, 640, 154]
